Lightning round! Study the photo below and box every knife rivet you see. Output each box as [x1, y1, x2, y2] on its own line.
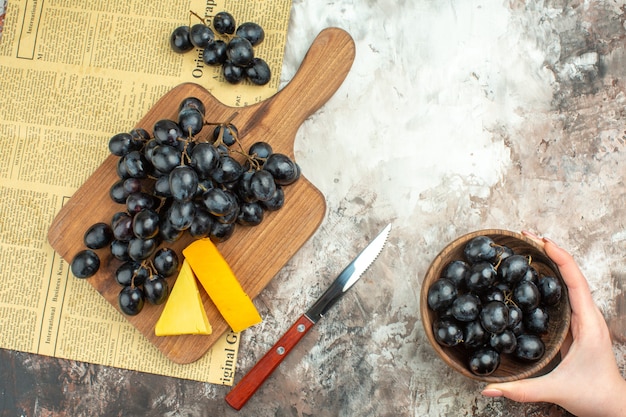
[277, 346, 285, 355]
[297, 324, 306, 332]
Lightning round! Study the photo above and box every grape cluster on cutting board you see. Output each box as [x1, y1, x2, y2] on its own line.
[70, 95, 301, 319]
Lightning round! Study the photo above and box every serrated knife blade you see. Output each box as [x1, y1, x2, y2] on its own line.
[225, 223, 392, 410]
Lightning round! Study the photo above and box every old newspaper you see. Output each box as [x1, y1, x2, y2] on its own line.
[0, 0, 291, 385]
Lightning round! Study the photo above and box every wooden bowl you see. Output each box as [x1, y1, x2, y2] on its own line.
[419, 229, 571, 383]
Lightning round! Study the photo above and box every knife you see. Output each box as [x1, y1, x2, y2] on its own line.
[225, 223, 391, 410]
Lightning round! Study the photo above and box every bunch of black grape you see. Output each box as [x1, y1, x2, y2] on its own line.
[70, 219, 179, 317]
[70, 96, 300, 316]
[427, 235, 563, 376]
[171, 11, 271, 85]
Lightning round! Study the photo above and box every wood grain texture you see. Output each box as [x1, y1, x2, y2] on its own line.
[46, 28, 356, 364]
[419, 229, 571, 383]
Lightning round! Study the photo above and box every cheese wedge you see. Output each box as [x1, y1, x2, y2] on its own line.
[183, 238, 262, 332]
[155, 259, 212, 336]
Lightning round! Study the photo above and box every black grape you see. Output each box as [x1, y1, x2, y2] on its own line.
[178, 107, 204, 136]
[112, 213, 134, 242]
[190, 142, 220, 178]
[213, 11, 236, 34]
[210, 221, 235, 242]
[202, 40, 228, 65]
[118, 286, 145, 316]
[128, 237, 159, 262]
[170, 26, 193, 53]
[70, 250, 100, 278]
[261, 185, 285, 211]
[110, 239, 130, 261]
[236, 22, 265, 46]
[115, 261, 149, 287]
[169, 165, 199, 202]
[84, 222, 114, 249]
[211, 155, 243, 183]
[153, 119, 183, 147]
[151, 144, 182, 174]
[109, 132, 136, 156]
[167, 200, 196, 231]
[226, 36, 254, 67]
[153, 248, 179, 277]
[250, 170, 276, 201]
[189, 23, 214, 48]
[126, 192, 156, 214]
[237, 202, 264, 226]
[189, 206, 215, 238]
[179, 97, 206, 116]
[245, 58, 271, 86]
[132, 209, 160, 239]
[202, 188, 238, 217]
[263, 153, 300, 185]
[248, 141, 272, 161]
[223, 61, 245, 84]
[213, 124, 239, 146]
[144, 275, 169, 305]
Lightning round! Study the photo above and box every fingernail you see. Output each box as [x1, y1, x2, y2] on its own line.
[542, 236, 559, 247]
[481, 388, 503, 397]
[522, 230, 540, 239]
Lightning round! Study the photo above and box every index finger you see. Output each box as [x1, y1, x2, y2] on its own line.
[542, 238, 596, 317]
[522, 231, 596, 317]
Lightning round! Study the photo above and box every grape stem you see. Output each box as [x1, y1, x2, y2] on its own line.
[180, 137, 193, 166]
[154, 195, 168, 213]
[188, 10, 237, 42]
[504, 290, 518, 308]
[208, 112, 267, 171]
[145, 259, 157, 275]
[188, 10, 207, 26]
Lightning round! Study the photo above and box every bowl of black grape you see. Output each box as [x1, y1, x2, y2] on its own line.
[420, 229, 571, 382]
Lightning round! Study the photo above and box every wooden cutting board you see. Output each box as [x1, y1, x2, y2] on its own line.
[47, 28, 356, 364]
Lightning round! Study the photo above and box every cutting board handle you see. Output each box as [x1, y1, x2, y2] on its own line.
[247, 28, 356, 143]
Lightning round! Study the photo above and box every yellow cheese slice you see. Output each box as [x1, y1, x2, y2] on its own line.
[154, 259, 212, 336]
[183, 238, 262, 332]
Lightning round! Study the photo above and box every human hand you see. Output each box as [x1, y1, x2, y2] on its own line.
[481, 231, 626, 417]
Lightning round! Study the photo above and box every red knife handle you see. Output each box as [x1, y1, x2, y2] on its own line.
[225, 314, 315, 410]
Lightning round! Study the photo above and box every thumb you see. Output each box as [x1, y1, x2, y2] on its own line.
[482, 375, 558, 403]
